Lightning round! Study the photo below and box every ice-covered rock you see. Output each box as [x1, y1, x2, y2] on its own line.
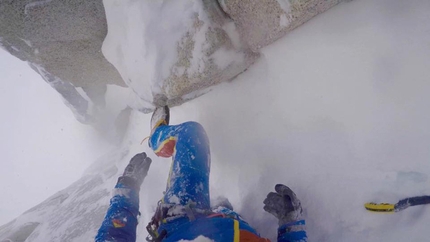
[1, 0, 343, 117]
[102, 0, 345, 109]
[102, 0, 260, 109]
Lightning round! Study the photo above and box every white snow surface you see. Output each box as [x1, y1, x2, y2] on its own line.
[0, 48, 113, 227]
[137, 0, 430, 241]
[102, 0, 209, 107]
[1, 0, 430, 241]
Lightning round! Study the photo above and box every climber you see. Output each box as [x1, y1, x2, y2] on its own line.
[95, 106, 307, 242]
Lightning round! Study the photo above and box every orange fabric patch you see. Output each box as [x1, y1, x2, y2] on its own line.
[112, 219, 126, 228]
[156, 139, 176, 158]
[240, 230, 271, 242]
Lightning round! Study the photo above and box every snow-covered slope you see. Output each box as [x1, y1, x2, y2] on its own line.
[1, 0, 430, 241]
[174, 2, 430, 240]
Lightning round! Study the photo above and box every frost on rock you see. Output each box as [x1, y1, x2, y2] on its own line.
[102, 0, 259, 110]
[219, 0, 344, 51]
[102, 0, 345, 110]
[30, 64, 92, 124]
[1, 0, 345, 120]
[24, 0, 53, 15]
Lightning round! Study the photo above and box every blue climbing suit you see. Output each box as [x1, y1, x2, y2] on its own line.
[95, 182, 140, 242]
[95, 121, 307, 242]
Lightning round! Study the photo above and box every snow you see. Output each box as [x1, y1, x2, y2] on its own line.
[280, 14, 289, 27]
[24, 0, 53, 15]
[19, 38, 32, 47]
[102, 0, 206, 106]
[2, 0, 430, 241]
[222, 22, 242, 49]
[211, 47, 244, 70]
[179, 235, 213, 242]
[102, 0, 257, 107]
[136, 0, 430, 241]
[168, 195, 180, 204]
[276, 0, 291, 14]
[0, 48, 112, 226]
[187, 2, 209, 76]
[75, 87, 94, 116]
[138, 1, 430, 240]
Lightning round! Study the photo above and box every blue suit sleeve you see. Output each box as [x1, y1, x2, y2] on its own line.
[278, 220, 307, 242]
[95, 183, 140, 242]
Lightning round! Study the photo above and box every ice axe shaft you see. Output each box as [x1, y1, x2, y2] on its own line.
[365, 195, 430, 213]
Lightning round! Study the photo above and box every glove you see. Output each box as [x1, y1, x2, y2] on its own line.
[263, 184, 303, 226]
[117, 152, 152, 190]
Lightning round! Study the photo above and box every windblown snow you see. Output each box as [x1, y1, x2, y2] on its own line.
[102, 0, 209, 107]
[1, 0, 430, 241]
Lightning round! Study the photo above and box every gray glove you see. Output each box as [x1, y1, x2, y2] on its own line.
[117, 152, 152, 190]
[263, 184, 303, 226]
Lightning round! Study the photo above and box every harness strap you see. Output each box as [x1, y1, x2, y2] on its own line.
[146, 201, 213, 241]
[185, 205, 196, 221]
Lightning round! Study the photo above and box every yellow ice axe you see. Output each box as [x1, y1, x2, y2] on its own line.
[365, 196, 430, 213]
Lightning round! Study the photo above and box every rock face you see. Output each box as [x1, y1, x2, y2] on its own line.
[102, 0, 260, 109]
[219, 0, 342, 51]
[1, 0, 344, 117]
[0, 0, 125, 123]
[161, 0, 260, 108]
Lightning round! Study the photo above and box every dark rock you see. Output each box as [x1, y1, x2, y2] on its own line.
[0, 0, 125, 123]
